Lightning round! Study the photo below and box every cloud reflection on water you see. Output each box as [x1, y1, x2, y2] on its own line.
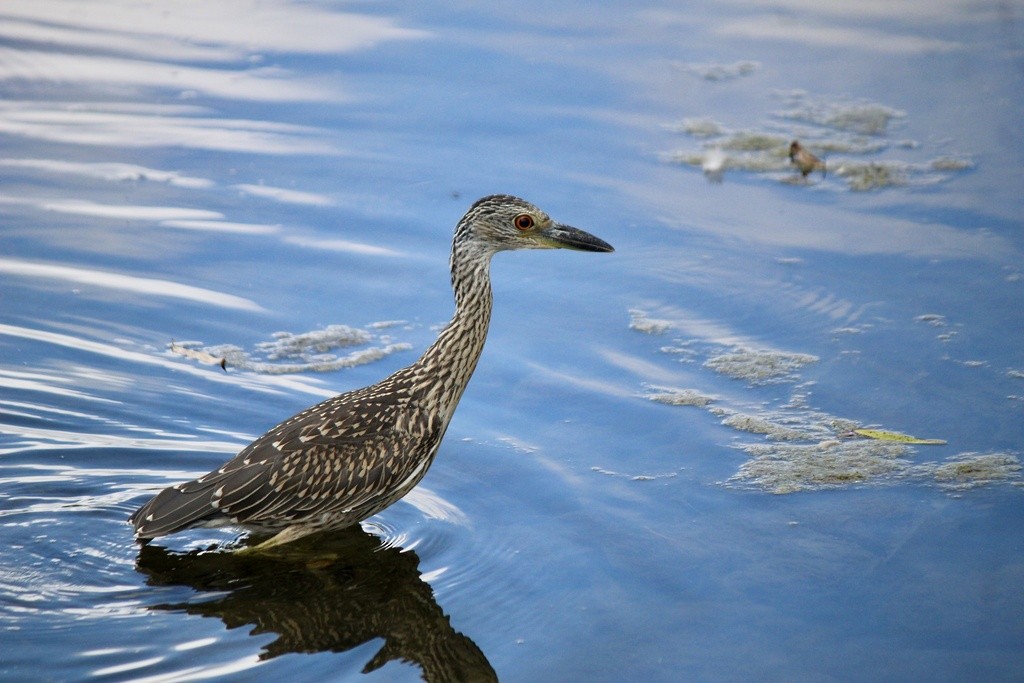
[0, 1, 426, 158]
[0, 101, 339, 154]
[715, 18, 963, 54]
[0, 48, 345, 102]
[0, 0, 425, 60]
[0, 259, 263, 311]
[0, 159, 214, 187]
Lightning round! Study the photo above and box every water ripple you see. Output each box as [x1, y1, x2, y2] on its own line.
[0, 261, 262, 311]
[0, 101, 339, 154]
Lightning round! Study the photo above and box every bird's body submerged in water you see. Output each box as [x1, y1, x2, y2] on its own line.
[129, 195, 613, 547]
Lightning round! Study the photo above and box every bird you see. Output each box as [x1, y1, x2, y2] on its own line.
[701, 147, 726, 183]
[789, 140, 826, 178]
[129, 195, 614, 548]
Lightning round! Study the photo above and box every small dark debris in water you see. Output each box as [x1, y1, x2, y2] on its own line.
[169, 341, 228, 371]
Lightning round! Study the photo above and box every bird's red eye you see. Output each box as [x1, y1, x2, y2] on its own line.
[514, 214, 534, 231]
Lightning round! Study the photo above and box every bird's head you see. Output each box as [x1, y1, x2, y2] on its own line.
[455, 195, 614, 255]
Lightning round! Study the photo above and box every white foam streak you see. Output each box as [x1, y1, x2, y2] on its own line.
[233, 183, 335, 206]
[159, 220, 281, 235]
[41, 200, 223, 222]
[0, 102, 338, 154]
[0, 158, 213, 188]
[0, 259, 262, 311]
[402, 487, 469, 526]
[283, 235, 406, 257]
[0, 48, 340, 102]
[0, 423, 243, 456]
[717, 17, 962, 54]
[0, 0, 426, 57]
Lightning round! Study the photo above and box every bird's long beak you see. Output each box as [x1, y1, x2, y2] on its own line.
[538, 222, 614, 253]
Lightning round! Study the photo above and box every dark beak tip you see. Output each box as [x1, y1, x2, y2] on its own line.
[551, 224, 614, 253]
[589, 235, 615, 253]
[571, 239, 614, 253]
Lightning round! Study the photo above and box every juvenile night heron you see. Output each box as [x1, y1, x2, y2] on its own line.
[130, 195, 613, 547]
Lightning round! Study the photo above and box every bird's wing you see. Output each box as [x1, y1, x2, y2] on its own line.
[130, 392, 440, 538]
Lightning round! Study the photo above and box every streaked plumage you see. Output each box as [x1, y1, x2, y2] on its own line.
[789, 140, 826, 178]
[129, 195, 613, 547]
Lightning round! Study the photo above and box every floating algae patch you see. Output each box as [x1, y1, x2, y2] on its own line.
[722, 413, 810, 441]
[673, 60, 759, 81]
[833, 160, 908, 190]
[774, 94, 906, 135]
[728, 440, 912, 494]
[239, 344, 412, 375]
[665, 89, 972, 189]
[628, 309, 674, 335]
[646, 386, 716, 408]
[832, 157, 973, 191]
[658, 342, 700, 362]
[930, 156, 974, 171]
[669, 117, 726, 138]
[704, 348, 819, 384]
[664, 130, 792, 176]
[256, 324, 373, 359]
[914, 313, 947, 327]
[170, 322, 412, 374]
[719, 131, 789, 152]
[929, 452, 1022, 491]
[668, 148, 789, 175]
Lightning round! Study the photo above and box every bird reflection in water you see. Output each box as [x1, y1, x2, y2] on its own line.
[134, 526, 497, 682]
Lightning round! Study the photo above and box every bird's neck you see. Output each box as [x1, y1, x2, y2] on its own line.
[411, 243, 494, 423]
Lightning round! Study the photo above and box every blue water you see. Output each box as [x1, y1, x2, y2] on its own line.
[1, 2, 1022, 681]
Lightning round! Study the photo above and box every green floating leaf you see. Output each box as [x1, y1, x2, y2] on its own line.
[853, 429, 946, 445]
